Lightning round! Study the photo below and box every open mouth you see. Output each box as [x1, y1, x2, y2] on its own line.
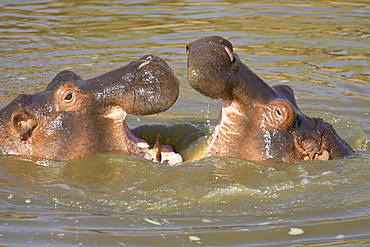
[104, 105, 182, 165]
[130, 130, 183, 165]
[141, 132, 183, 165]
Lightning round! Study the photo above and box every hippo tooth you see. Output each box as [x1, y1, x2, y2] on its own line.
[224, 46, 234, 63]
[138, 60, 151, 69]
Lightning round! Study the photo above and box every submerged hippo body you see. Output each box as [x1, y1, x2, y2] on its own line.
[187, 36, 354, 163]
[0, 55, 181, 162]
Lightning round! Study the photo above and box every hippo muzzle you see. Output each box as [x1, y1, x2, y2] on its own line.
[86, 55, 179, 115]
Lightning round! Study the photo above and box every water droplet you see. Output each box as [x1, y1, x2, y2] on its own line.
[189, 235, 201, 243]
[288, 227, 304, 235]
[143, 218, 161, 226]
[205, 98, 211, 127]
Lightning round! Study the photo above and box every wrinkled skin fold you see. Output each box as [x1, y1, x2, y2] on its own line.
[0, 55, 182, 163]
[187, 36, 354, 163]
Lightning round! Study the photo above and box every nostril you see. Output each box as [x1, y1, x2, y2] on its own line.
[295, 117, 302, 128]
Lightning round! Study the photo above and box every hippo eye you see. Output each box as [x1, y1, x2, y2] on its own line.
[56, 83, 86, 111]
[275, 108, 282, 116]
[64, 93, 73, 101]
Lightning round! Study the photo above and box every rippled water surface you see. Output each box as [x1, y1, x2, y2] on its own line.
[0, 0, 369, 246]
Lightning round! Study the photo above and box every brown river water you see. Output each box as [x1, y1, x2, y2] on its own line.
[0, 0, 369, 246]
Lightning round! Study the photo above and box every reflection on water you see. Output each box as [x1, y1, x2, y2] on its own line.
[0, 0, 369, 246]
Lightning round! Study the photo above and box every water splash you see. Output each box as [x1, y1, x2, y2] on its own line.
[260, 115, 274, 159]
[205, 98, 211, 128]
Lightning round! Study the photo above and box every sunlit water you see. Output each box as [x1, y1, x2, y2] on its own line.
[0, 0, 369, 246]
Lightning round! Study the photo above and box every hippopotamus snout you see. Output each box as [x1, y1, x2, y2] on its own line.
[187, 36, 277, 103]
[187, 36, 238, 100]
[86, 55, 179, 116]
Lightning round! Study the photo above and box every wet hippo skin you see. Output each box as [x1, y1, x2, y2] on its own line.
[0, 55, 181, 163]
[187, 36, 354, 163]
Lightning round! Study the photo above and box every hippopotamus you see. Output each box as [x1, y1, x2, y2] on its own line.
[0, 55, 182, 163]
[187, 36, 354, 163]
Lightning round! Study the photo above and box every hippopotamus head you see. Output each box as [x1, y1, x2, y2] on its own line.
[187, 36, 354, 163]
[0, 55, 181, 162]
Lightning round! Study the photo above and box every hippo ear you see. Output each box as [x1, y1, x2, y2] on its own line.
[273, 84, 299, 110]
[46, 70, 84, 91]
[12, 112, 37, 142]
[265, 99, 295, 130]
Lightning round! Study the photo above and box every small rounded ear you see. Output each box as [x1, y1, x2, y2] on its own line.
[266, 99, 295, 130]
[46, 70, 84, 92]
[273, 84, 299, 109]
[12, 112, 37, 141]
